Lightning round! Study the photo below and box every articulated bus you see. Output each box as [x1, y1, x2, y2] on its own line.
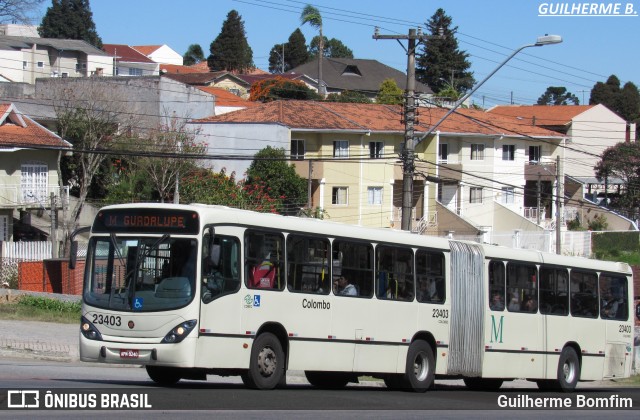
[76, 203, 634, 392]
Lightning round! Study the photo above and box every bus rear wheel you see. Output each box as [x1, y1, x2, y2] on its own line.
[305, 371, 350, 389]
[403, 340, 435, 392]
[463, 377, 503, 391]
[146, 366, 182, 386]
[243, 332, 285, 390]
[537, 346, 580, 392]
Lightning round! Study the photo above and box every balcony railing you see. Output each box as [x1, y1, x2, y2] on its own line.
[0, 185, 69, 209]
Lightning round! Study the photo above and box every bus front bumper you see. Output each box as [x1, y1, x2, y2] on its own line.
[79, 335, 196, 367]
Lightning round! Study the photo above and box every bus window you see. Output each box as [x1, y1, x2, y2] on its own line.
[332, 240, 374, 298]
[202, 233, 240, 303]
[244, 230, 285, 290]
[489, 260, 505, 311]
[506, 262, 537, 313]
[415, 249, 445, 304]
[539, 267, 569, 316]
[570, 270, 598, 318]
[376, 245, 414, 301]
[287, 234, 330, 295]
[599, 274, 628, 321]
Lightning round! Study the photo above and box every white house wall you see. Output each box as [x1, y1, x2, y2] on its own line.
[0, 49, 24, 82]
[190, 122, 290, 178]
[147, 45, 183, 66]
[565, 104, 630, 178]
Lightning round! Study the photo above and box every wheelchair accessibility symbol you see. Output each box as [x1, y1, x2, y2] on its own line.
[253, 295, 261, 307]
[134, 297, 143, 310]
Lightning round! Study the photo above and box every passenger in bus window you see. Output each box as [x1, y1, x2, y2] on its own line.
[523, 295, 537, 313]
[508, 293, 520, 311]
[334, 274, 357, 296]
[490, 292, 505, 311]
[603, 288, 624, 319]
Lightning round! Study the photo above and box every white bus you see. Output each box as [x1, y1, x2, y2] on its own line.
[76, 203, 634, 392]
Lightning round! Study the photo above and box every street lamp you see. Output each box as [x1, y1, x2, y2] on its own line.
[399, 35, 562, 231]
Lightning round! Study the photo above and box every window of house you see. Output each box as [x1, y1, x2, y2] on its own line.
[291, 139, 305, 160]
[469, 187, 483, 204]
[128, 68, 143, 76]
[61, 72, 68, 78]
[37, 61, 44, 68]
[438, 143, 448, 163]
[21, 162, 48, 204]
[333, 140, 349, 158]
[0, 215, 8, 241]
[332, 187, 348, 205]
[529, 145, 541, 163]
[369, 141, 383, 159]
[367, 187, 383, 205]
[502, 145, 515, 161]
[23, 61, 28, 70]
[502, 187, 514, 204]
[75, 63, 80, 72]
[471, 144, 484, 160]
[229, 88, 241, 96]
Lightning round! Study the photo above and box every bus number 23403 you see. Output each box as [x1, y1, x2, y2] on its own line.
[432, 309, 449, 319]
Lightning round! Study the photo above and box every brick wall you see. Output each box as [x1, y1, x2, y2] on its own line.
[18, 259, 85, 295]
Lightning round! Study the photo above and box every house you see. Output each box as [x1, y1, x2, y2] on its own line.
[0, 35, 113, 83]
[102, 44, 160, 77]
[287, 58, 433, 100]
[0, 103, 71, 242]
[189, 100, 567, 238]
[487, 104, 637, 229]
[133, 45, 183, 66]
[163, 71, 250, 98]
[196, 86, 257, 115]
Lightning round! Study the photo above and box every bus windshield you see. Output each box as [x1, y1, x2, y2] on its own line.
[84, 235, 198, 312]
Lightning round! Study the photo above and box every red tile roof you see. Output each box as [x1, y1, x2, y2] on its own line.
[0, 103, 72, 149]
[196, 87, 257, 107]
[195, 101, 562, 138]
[160, 64, 204, 74]
[132, 45, 162, 56]
[103, 44, 156, 63]
[188, 61, 210, 72]
[487, 105, 596, 127]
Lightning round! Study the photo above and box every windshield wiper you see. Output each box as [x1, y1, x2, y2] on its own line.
[128, 234, 170, 309]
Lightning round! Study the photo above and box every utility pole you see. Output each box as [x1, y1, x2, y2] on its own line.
[555, 155, 563, 254]
[373, 27, 441, 231]
[50, 192, 58, 258]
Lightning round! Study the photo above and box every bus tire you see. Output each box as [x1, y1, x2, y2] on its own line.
[305, 371, 349, 389]
[145, 365, 182, 386]
[463, 377, 503, 391]
[244, 332, 285, 390]
[403, 340, 435, 392]
[556, 346, 580, 392]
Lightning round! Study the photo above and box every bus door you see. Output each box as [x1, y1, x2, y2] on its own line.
[539, 267, 572, 379]
[197, 232, 243, 368]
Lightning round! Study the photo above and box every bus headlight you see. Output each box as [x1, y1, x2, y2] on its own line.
[162, 320, 197, 344]
[80, 316, 103, 341]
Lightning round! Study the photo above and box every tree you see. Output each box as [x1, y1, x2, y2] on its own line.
[309, 36, 354, 59]
[46, 79, 132, 254]
[208, 10, 254, 73]
[594, 141, 640, 219]
[249, 76, 320, 102]
[39, 0, 102, 48]
[126, 113, 206, 203]
[536, 86, 580, 105]
[590, 75, 640, 121]
[300, 4, 324, 95]
[325, 90, 371, 103]
[416, 8, 474, 95]
[183, 44, 205, 66]
[245, 146, 307, 215]
[0, 0, 44, 24]
[268, 28, 309, 73]
[376, 78, 404, 105]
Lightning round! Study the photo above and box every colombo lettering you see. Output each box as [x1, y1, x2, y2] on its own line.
[302, 298, 330, 310]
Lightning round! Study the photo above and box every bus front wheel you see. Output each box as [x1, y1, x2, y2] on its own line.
[403, 340, 435, 392]
[244, 332, 285, 390]
[146, 365, 182, 386]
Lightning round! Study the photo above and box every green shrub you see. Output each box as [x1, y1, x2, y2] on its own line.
[17, 295, 81, 314]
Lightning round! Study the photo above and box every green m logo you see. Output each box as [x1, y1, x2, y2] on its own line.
[490, 314, 504, 344]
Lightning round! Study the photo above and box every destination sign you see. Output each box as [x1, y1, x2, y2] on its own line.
[92, 209, 200, 234]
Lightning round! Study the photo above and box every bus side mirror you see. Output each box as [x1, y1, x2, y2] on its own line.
[69, 241, 78, 269]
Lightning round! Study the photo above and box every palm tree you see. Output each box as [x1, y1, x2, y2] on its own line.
[300, 5, 325, 96]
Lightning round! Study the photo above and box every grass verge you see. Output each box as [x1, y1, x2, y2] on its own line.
[0, 295, 81, 324]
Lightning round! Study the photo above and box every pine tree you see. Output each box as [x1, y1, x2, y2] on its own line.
[39, 0, 103, 49]
[590, 75, 640, 122]
[536, 86, 580, 105]
[208, 10, 254, 73]
[268, 29, 309, 73]
[416, 8, 474, 95]
[183, 44, 205, 66]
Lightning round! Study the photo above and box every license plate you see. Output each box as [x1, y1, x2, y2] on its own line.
[120, 349, 139, 359]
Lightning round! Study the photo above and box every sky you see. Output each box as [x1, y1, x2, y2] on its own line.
[34, 0, 640, 108]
